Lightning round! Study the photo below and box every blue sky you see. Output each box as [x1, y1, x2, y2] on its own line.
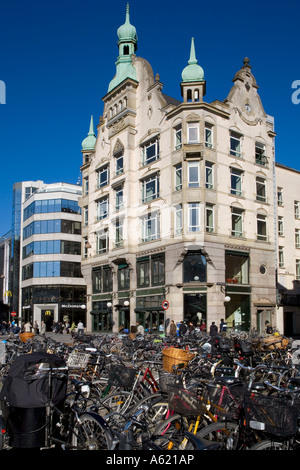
[0, 0, 299, 236]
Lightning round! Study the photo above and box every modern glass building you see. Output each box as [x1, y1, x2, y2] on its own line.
[19, 181, 86, 331]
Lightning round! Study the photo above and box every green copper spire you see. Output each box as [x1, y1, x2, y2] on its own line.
[108, 3, 138, 93]
[82, 115, 96, 151]
[117, 3, 137, 43]
[181, 38, 204, 82]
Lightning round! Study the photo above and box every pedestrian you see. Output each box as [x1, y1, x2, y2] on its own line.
[136, 321, 144, 336]
[70, 322, 76, 338]
[265, 320, 273, 334]
[77, 320, 84, 337]
[209, 321, 218, 337]
[169, 320, 177, 336]
[34, 320, 39, 335]
[178, 321, 187, 337]
[40, 321, 46, 335]
[200, 321, 206, 332]
[188, 322, 195, 335]
[24, 321, 32, 333]
[219, 318, 227, 333]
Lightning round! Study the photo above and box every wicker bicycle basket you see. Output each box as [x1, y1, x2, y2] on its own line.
[66, 351, 90, 369]
[244, 393, 299, 437]
[260, 335, 290, 351]
[162, 348, 194, 373]
[108, 364, 136, 388]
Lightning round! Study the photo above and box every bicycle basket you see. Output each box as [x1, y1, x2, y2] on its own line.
[108, 365, 136, 388]
[168, 385, 206, 416]
[158, 371, 182, 394]
[244, 393, 299, 437]
[66, 351, 90, 369]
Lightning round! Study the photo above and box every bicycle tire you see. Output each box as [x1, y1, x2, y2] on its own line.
[97, 390, 137, 417]
[71, 412, 113, 450]
[152, 413, 195, 450]
[195, 421, 240, 450]
[249, 439, 292, 450]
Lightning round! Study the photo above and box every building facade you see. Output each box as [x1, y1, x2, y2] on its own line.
[20, 181, 86, 331]
[275, 163, 300, 336]
[80, 5, 278, 334]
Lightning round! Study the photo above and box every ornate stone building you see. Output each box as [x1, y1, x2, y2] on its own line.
[80, 5, 277, 334]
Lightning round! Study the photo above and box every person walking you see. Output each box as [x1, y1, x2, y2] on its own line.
[188, 322, 195, 335]
[136, 321, 144, 336]
[178, 321, 187, 337]
[209, 321, 218, 337]
[169, 320, 177, 336]
[77, 320, 84, 337]
[24, 321, 32, 333]
[40, 321, 46, 335]
[219, 318, 227, 333]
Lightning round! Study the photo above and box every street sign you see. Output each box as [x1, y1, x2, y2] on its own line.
[162, 300, 169, 310]
[11, 312, 16, 316]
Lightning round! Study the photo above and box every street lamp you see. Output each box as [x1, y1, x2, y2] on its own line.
[224, 296, 231, 303]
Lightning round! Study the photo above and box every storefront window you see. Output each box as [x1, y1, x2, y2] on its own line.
[183, 251, 207, 283]
[225, 251, 249, 284]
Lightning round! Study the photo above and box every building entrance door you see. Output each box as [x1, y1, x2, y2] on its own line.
[41, 309, 54, 332]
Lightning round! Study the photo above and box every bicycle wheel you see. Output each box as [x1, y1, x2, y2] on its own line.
[97, 390, 136, 417]
[71, 412, 112, 450]
[249, 439, 292, 450]
[195, 421, 240, 450]
[152, 413, 196, 450]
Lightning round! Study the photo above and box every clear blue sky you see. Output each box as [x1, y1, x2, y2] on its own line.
[0, 0, 299, 236]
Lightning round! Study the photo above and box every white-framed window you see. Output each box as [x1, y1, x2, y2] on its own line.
[255, 142, 267, 166]
[115, 152, 124, 176]
[278, 216, 284, 236]
[205, 123, 213, 148]
[231, 207, 244, 237]
[97, 197, 109, 220]
[295, 229, 300, 249]
[115, 218, 124, 248]
[174, 125, 182, 150]
[205, 203, 214, 233]
[96, 230, 108, 254]
[141, 211, 160, 242]
[296, 259, 300, 280]
[205, 161, 214, 189]
[83, 236, 88, 258]
[84, 176, 89, 195]
[256, 176, 266, 202]
[277, 187, 283, 206]
[188, 203, 200, 232]
[115, 186, 124, 212]
[175, 164, 182, 191]
[295, 201, 300, 219]
[188, 160, 200, 188]
[187, 122, 199, 144]
[97, 165, 109, 189]
[84, 206, 88, 226]
[141, 137, 159, 166]
[142, 173, 160, 203]
[279, 246, 284, 268]
[175, 204, 183, 234]
[230, 168, 242, 196]
[230, 131, 242, 158]
[257, 213, 267, 241]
